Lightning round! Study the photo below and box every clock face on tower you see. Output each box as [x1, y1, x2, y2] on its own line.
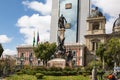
[59, 0, 79, 44]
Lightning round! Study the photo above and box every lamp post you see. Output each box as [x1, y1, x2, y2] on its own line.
[92, 50, 97, 80]
[30, 58, 33, 66]
[20, 58, 24, 68]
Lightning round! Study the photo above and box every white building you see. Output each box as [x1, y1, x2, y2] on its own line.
[50, 0, 90, 44]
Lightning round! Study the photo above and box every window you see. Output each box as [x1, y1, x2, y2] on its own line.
[92, 42, 99, 51]
[72, 51, 76, 56]
[92, 22, 99, 30]
[21, 53, 24, 57]
[72, 60, 76, 66]
[29, 53, 32, 57]
[29, 53, 33, 61]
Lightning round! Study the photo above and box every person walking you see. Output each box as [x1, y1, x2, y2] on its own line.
[107, 73, 117, 80]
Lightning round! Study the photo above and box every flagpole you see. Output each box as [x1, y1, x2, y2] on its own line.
[37, 31, 40, 45]
[33, 31, 35, 47]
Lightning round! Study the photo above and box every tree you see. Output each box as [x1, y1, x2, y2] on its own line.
[0, 43, 4, 57]
[96, 43, 106, 69]
[105, 38, 120, 67]
[34, 42, 56, 66]
[96, 38, 120, 69]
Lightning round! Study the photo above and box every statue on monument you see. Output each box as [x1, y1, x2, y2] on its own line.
[55, 14, 67, 57]
[66, 49, 73, 67]
[48, 14, 73, 68]
[58, 14, 67, 29]
[57, 36, 66, 55]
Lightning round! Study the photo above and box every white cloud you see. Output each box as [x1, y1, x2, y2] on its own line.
[16, 0, 52, 45]
[22, 0, 52, 15]
[0, 35, 12, 43]
[17, 14, 51, 44]
[3, 49, 17, 56]
[106, 18, 115, 33]
[92, 0, 120, 33]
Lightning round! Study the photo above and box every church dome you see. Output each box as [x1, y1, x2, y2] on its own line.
[113, 14, 120, 32]
[90, 7, 103, 17]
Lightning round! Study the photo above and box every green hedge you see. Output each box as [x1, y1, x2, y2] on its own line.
[18, 66, 92, 76]
[35, 73, 44, 79]
[16, 71, 23, 75]
[18, 69, 36, 75]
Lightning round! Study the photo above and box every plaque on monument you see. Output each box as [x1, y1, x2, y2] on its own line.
[65, 23, 71, 29]
[65, 3, 72, 9]
[47, 58, 66, 69]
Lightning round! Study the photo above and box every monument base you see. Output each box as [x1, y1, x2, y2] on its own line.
[47, 58, 66, 69]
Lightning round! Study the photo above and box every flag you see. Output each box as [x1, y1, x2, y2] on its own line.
[33, 31, 35, 47]
[37, 31, 40, 45]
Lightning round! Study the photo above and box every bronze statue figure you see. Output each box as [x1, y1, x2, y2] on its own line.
[57, 36, 66, 55]
[58, 14, 67, 29]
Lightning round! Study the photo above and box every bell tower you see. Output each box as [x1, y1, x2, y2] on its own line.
[85, 7, 106, 52]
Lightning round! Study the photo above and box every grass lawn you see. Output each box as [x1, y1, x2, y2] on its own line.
[5, 74, 37, 80]
[5, 74, 90, 80]
[43, 75, 90, 80]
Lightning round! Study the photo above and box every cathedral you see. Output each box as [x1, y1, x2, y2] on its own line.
[84, 7, 120, 64]
[85, 7, 120, 52]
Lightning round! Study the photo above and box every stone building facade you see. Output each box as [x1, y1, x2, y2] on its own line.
[16, 45, 38, 66]
[65, 43, 86, 66]
[84, 7, 120, 64]
[16, 44, 86, 67]
[85, 7, 107, 53]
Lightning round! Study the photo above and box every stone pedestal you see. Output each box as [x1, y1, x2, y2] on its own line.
[58, 28, 65, 41]
[47, 58, 66, 69]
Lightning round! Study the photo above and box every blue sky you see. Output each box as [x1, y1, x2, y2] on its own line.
[0, 0, 120, 56]
[0, 0, 51, 55]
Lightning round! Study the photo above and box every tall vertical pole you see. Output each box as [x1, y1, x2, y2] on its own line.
[92, 43, 97, 80]
[89, 0, 91, 16]
[76, 0, 79, 42]
[58, 0, 60, 17]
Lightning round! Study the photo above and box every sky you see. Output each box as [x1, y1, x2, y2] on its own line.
[0, 0, 120, 56]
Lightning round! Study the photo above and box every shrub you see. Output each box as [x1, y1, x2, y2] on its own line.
[68, 71, 77, 75]
[23, 65, 31, 69]
[48, 67, 62, 71]
[62, 71, 68, 76]
[46, 71, 52, 75]
[33, 66, 47, 71]
[21, 69, 36, 75]
[16, 71, 23, 75]
[35, 73, 44, 79]
[78, 71, 82, 75]
[82, 71, 91, 76]
[64, 67, 73, 71]
[52, 71, 62, 76]
[85, 61, 103, 71]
